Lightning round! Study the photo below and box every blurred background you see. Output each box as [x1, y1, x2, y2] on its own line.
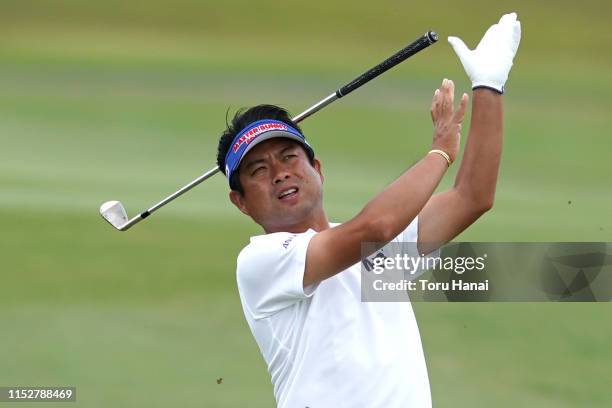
[1, 0, 610, 406]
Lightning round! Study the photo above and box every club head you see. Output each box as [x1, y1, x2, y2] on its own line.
[100, 200, 128, 230]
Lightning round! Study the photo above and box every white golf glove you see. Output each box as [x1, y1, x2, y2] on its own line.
[448, 12, 521, 94]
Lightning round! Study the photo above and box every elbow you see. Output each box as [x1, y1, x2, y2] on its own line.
[474, 196, 494, 215]
[369, 215, 408, 243]
[455, 186, 495, 216]
[355, 213, 401, 244]
[375, 221, 399, 244]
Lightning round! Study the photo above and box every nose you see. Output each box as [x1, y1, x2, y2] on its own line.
[272, 162, 292, 184]
[273, 171, 291, 184]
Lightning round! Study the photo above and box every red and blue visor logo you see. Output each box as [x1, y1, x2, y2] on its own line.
[224, 119, 313, 185]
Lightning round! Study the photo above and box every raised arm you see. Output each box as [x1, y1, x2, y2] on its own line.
[418, 12, 521, 253]
[303, 80, 468, 288]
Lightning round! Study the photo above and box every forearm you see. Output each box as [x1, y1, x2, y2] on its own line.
[416, 13, 519, 250]
[304, 79, 462, 286]
[304, 151, 448, 287]
[454, 89, 503, 210]
[360, 152, 448, 242]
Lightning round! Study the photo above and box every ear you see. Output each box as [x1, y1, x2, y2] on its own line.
[229, 190, 250, 216]
[313, 158, 324, 183]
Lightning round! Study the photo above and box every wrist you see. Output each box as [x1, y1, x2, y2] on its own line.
[428, 149, 452, 167]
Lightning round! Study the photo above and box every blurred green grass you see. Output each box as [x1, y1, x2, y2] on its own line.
[1, 1, 611, 407]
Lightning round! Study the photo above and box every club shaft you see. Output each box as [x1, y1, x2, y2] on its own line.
[119, 90, 336, 231]
[119, 166, 221, 230]
[113, 31, 438, 231]
[292, 93, 338, 123]
[337, 31, 438, 97]
[148, 166, 221, 213]
[293, 32, 437, 122]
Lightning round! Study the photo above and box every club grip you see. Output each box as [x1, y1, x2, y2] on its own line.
[336, 31, 438, 98]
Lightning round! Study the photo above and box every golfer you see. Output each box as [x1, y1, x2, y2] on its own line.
[216, 13, 520, 408]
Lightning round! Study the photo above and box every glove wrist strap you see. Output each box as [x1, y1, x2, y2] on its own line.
[472, 85, 504, 95]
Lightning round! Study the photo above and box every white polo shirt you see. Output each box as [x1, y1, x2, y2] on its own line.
[236, 217, 432, 408]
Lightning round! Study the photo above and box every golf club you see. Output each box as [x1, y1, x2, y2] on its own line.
[100, 31, 439, 231]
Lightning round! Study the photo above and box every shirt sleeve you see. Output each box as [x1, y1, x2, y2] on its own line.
[388, 215, 441, 280]
[236, 230, 318, 320]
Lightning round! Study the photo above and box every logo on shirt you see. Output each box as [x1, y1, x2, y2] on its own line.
[362, 250, 387, 272]
[282, 234, 297, 249]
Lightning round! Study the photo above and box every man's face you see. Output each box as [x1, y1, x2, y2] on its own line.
[229, 138, 324, 232]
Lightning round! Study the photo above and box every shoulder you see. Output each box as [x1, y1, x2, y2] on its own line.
[236, 229, 321, 319]
[237, 229, 317, 277]
[238, 230, 309, 262]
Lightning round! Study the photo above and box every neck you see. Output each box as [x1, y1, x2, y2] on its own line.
[264, 209, 330, 234]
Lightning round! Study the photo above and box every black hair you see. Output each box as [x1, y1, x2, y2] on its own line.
[216, 104, 314, 193]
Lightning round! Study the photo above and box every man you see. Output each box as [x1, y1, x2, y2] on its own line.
[216, 13, 520, 408]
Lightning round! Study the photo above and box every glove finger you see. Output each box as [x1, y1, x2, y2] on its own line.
[476, 24, 499, 50]
[499, 12, 517, 25]
[510, 21, 521, 55]
[448, 36, 471, 63]
[498, 19, 520, 59]
[479, 13, 518, 52]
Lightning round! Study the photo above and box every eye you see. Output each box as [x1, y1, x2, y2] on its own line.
[251, 166, 266, 176]
[284, 154, 298, 161]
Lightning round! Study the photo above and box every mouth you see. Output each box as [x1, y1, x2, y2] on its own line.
[278, 187, 299, 201]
